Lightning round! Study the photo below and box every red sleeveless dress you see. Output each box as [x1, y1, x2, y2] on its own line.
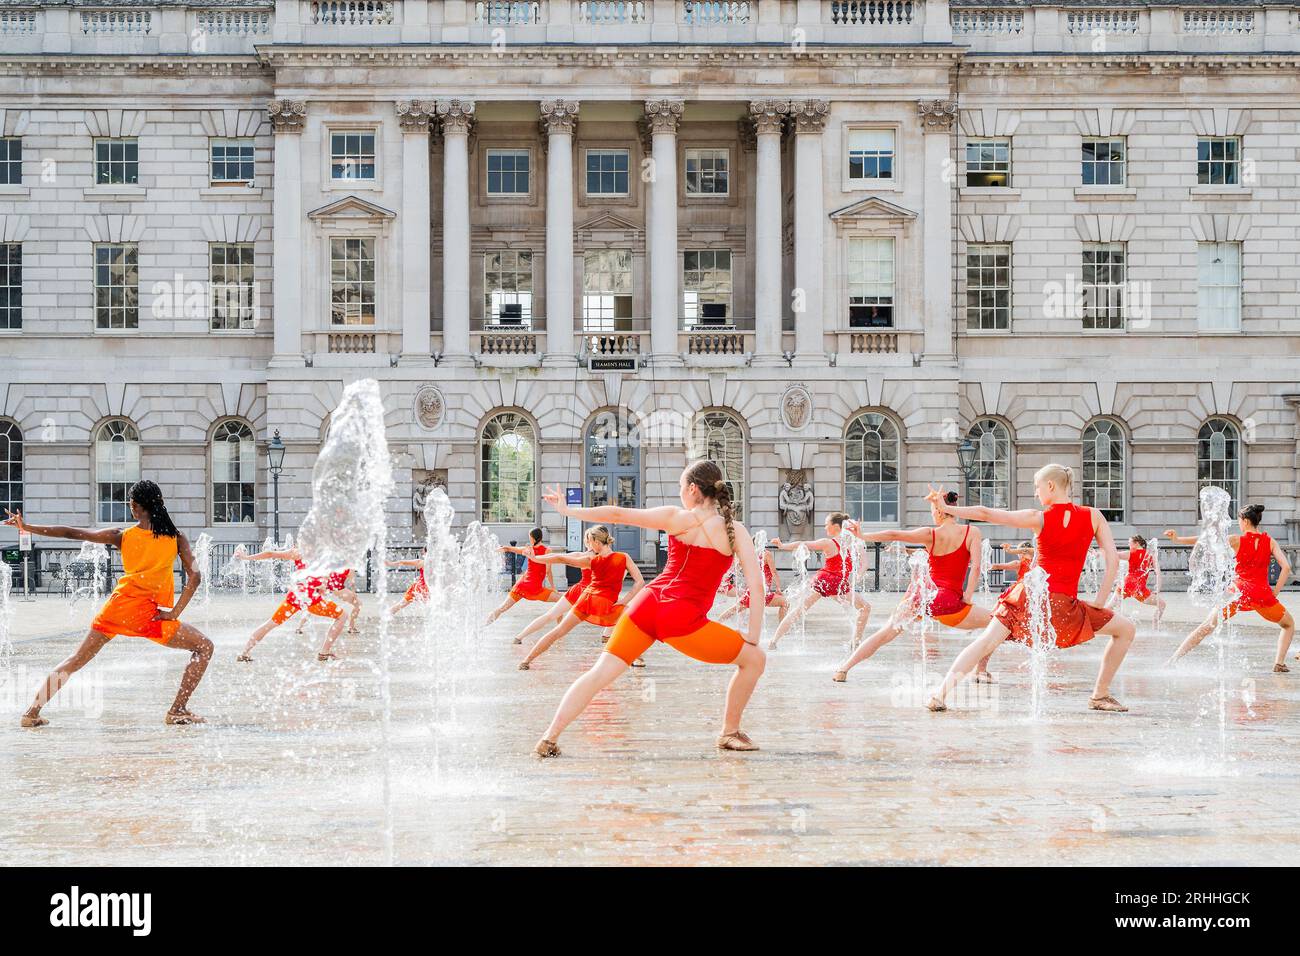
[403, 566, 429, 603]
[570, 551, 628, 626]
[564, 564, 593, 605]
[1224, 531, 1285, 622]
[509, 544, 555, 601]
[995, 503, 1114, 648]
[627, 536, 735, 639]
[812, 540, 853, 597]
[1121, 547, 1153, 601]
[926, 526, 974, 625]
[738, 558, 777, 609]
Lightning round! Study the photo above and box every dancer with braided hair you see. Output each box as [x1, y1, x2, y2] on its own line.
[5, 480, 214, 727]
[767, 513, 872, 650]
[531, 461, 768, 757]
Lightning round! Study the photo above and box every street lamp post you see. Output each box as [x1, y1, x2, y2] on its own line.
[268, 430, 285, 545]
[956, 436, 977, 499]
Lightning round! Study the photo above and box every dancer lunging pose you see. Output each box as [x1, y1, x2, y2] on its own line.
[989, 542, 1033, 584]
[507, 558, 612, 645]
[516, 526, 643, 669]
[486, 528, 558, 625]
[767, 513, 872, 650]
[6, 481, 214, 727]
[387, 555, 428, 617]
[532, 461, 768, 756]
[924, 464, 1137, 713]
[1108, 535, 1165, 627]
[1165, 504, 1294, 672]
[717, 548, 788, 625]
[235, 547, 346, 662]
[833, 491, 995, 683]
[297, 568, 361, 635]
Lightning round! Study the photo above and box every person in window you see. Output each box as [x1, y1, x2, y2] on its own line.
[767, 513, 873, 650]
[1165, 505, 1294, 672]
[7, 480, 214, 727]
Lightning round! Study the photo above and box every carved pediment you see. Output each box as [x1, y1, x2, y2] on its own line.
[307, 195, 398, 222]
[575, 211, 643, 241]
[829, 196, 918, 224]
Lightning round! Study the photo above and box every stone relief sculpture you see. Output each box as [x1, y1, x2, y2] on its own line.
[778, 469, 815, 539]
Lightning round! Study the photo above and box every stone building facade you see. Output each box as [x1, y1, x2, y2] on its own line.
[1, 0, 1299, 560]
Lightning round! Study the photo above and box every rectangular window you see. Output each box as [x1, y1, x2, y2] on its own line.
[0, 243, 20, 331]
[682, 250, 732, 326]
[210, 243, 257, 331]
[330, 130, 376, 181]
[484, 250, 534, 324]
[1081, 138, 1125, 186]
[95, 138, 138, 186]
[1197, 137, 1240, 186]
[581, 249, 633, 333]
[965, 243, 1011, 331]
[210, 138, 255, 184]
[847, 129, 894, 184]
[1081, 242, 1126, 331]
[585, 149, 630, 197]
[965, 139, 1011, 188]
[94, 243, 139, 330]
[847, 237, 895, 327]
[685, 148, 729, 196]
[486, 148, 530, 195]
[1197, 241, 1242, 332]
[0, 137, 21, 185]
[329, 237, 376, 326]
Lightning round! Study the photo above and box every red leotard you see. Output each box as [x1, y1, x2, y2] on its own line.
[570, 551, 628, 626]
[564, 565, 594, 605]
[509, 544, 554, 601]
[1223, 531, 1284, 621]
[812, 540, 853, 597]
[738, 559, 777, 609]
[627, 535, 734, 640]
[926, 526, 973, 622]
[403, 566, 429, 603]
[325, 569, 351, 592]
[1121, 547, 1152, 601]
[288, 557, 328, 609]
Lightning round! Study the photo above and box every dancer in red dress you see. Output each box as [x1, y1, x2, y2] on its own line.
[296, 567, 361, 635]
[717, 548, 788, 624]
[1165, 504, 1294, 671]
[516, 526, 644, 669]
[833, 491, 996, 683]
[1107, 535, 1165, 626]
[532, 461, 768, 756]
[988, 542, 1033, 586]
[235, 547, 347, 662]
[767, 513, 872, 649]
[486, 528, 558, 625]
[923, 465, 1137, 712]
[386, 554, 429, 617]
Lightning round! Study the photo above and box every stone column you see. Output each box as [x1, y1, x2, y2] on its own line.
[750, 100, 787, 363]
[1285, 394, 1300, 543]
[437, 99, 475, 364]
[645, 99, 684, 364]
[541, 100, 579, 363]
[918, 99, 958, 364]
[268, 99, 306, 365]
[397, 100, 434, 363]
[791, 100, 828, 364]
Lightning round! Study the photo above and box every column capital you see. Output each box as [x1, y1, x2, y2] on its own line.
[395, 99, 436, 133]
[917, 99, 959, 131]
[540, 99, 580, 135]
[268, 99, 307, 134]
[748, 99, 789, 136]
[643, 99, 684, 134]
[436, 99, 476, 134]
[789, 100, 829, 134]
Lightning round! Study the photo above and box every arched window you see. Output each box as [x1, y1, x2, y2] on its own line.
[481, 411, 536, 523]
[1082, 419, 1126, 522]
[845, 412, 900, 523]
[0, 420, 22, 515]
[1198, 418, 1241, 515]
[966, 419, 1012, 509]
[95, 419, 140, 523]
[212, 420, 256, 525]
[689, 410, 746, 520]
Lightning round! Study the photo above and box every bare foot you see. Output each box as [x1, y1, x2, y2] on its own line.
[512, 637, 522, 645]
[20, 713, 48, 728]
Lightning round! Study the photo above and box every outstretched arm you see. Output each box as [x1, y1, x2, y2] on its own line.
[530, 551, 593, 569]
[3, 509, 123, 547]
[1163, 529, 1197, 546]
[772, 535, 834, 555]
[851, 524, 932, 546]
[542, 485, 685, 534]
[242, 549, 296, 562]
[385, 558, 424, 568]
[926, 485, 1043, 531]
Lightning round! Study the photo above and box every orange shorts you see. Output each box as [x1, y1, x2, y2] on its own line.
[604, 614, 746, 667]
[91, 592, 180, 646]
[934, 604, 973, 628]
[1222, 598, 1287, 624]
[271, 596, 342, 625]
[509, 583, 556, 603]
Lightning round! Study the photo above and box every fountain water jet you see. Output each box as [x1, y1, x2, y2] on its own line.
[1023, 566, 1055, 719]
[1187, 485, 1237, 761]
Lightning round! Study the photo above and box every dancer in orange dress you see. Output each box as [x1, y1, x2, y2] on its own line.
[486, 528, 558, 625]
[767, 513, 872, 649]
[6, 480, 214, 727]
[1108, 535, 1166, 626]
[516, 526, 643, 669]
[833, 491, 996, 683]
[235, 547, 346, 662]
[296, 567, 361, 635]
[924, 464, 1137, 712]
[387, 554, 429, 616]
[506, 557, 611, 645]
[1165, 504, 1294, 671]
[717, 548, 788, 625]
[532, 461, 768, 757]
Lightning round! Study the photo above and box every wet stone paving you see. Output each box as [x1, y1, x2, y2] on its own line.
[1, 591, 1298, 866]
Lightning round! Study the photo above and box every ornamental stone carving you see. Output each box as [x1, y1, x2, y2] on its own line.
[917, 99, 959, 130]
[267, 99, 306, 133]
[781, 384, 812, 431]
[395, 99, 436, 132]
[436, 99, 476, 134]
[414, 384, 445, 430]
[789, 100, 829, 134]
[540, 100, 580, 134]
[749, 99, 789, 136]
[643, 99, 685, 134]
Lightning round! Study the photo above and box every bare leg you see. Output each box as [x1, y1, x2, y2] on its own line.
[773, 596, 788, 623]
[928, 618, 1012, 709]
[1091, 613, 1136, 701]
[722, 641, 766, 735]
[539, 651, 630, 745]
[716, 599, 743, 623]
[22, 629, 112, 726]
[388, 596, 412, 617]
[165, 623, 214, 721]
[520, 612, 582, 668]
[769, 591, 821, 649]
[512, 603, 566, 645]
[317, 615, 347, 659]
[1168, 608, 1220, 664]
[485, 595, 519, 626]
[336, 590, 362, 632]
[836, 617, 904, 679]
[1274, 611, 1295, 668]
[850, 594, 873, 647]
[239, 616, 284, 660]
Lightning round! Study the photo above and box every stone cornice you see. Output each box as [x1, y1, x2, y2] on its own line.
[0, 55, 267, 78]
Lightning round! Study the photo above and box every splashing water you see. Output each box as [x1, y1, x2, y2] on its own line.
[880, 541, 909, 592]
[1148, 534, 1162, 620]
[67, 542, 110, 615]
[978, 537, 994, 599]
[905, 548, 939, 684]
[192, 532, 213, 613]
[459, 521, 502, 638]
[837, 527, 866, 648]
[217, 544, 253, 594]
[1080, 547, 1103, 598]
[295, 379, 395, 862]
[0, 565, 13, 659]
[1023, 565, 1056, 719]
[788, 542, 812, 646]
[1188, 485, 1238, 761]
